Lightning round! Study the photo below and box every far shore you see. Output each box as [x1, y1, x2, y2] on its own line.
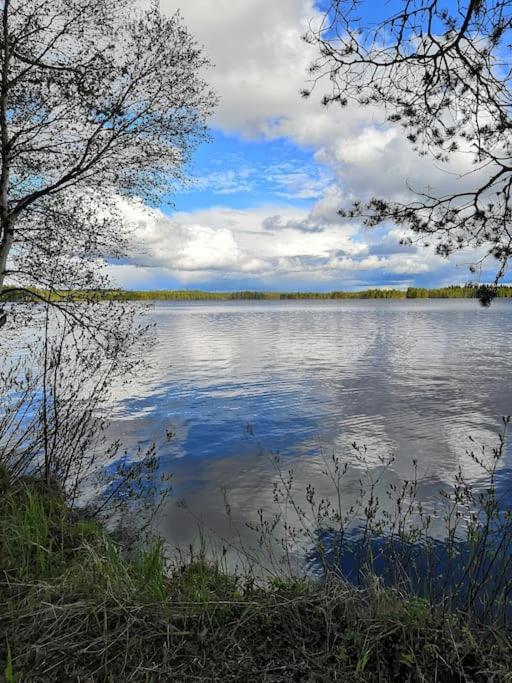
[3, 284, 512, 303]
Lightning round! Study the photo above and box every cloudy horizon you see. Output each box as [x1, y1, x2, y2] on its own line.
[107, 0, 506, 292]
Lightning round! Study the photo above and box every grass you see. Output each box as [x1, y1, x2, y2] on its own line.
[1, 469, 512, 681]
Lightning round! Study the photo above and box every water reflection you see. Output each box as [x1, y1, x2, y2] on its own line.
[104, 300, 512, 562]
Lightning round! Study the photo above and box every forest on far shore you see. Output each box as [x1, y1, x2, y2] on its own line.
[4, 284, 512, 302]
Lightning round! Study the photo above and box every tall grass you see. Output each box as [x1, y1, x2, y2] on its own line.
[239, 419, 512, 629]
[2, 421, 512, 680]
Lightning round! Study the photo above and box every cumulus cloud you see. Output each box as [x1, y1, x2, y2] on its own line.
[161, 0, 324, 137]
[161, 0, 489, 201]
[106, 195, 471, 290]
[112, 0, 497, 290]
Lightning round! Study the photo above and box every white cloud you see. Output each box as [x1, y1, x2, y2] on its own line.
[161, 0, 323, 136]
[269, 169, 333, 199]
[193, 170, 255, 195]
[116, 0, 501, 290]
[333, 128, 398, 167]
[160, 0, 487, 204]
[189, 159, 332, 200]
[107, 196, 467, 290]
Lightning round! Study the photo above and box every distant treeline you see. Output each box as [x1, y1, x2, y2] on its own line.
[3, 284, 512, 302]
[110, 286, 512, 300]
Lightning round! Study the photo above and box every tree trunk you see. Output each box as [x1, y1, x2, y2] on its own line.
[0, 217, 13, 295]
[0, 0, 11, 298]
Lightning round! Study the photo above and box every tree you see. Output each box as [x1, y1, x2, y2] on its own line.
[0, 0, 216, 488]
[305, 1, 512, 304]
[0, 0, 216, 314]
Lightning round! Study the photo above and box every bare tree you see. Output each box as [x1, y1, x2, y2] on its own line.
[305, 1, 512, 304]
[0, 0, 216, 313]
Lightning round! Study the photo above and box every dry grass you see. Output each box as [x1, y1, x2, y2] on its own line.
[1, 473, 512, 682]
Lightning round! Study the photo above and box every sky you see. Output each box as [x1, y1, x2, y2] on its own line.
[108, 0, 504, 292]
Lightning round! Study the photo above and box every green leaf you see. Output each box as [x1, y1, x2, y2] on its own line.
[4, 641, 14, 683]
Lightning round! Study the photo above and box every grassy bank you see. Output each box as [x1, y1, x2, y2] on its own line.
[1, 472, 511, 681]
[3, 283, 512, 302]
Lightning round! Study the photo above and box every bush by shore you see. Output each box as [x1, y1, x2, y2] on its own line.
[1, 470, 511, 682]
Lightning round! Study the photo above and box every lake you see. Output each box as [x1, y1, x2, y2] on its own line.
[103, 299, 512, 567]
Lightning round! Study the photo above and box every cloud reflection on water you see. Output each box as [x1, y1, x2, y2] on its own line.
[104, 300, 512, 563]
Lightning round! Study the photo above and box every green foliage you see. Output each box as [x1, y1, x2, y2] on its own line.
[4, 643, 13, 683]
[93, 284, 512, 301]
[269, 576, 311, 596]
[0, 480, 68, 579]
[4, 284, 512, 302]
[176, 559, 238, 603]
[133, 539, 168, 602]
[70, 519, 104, 543]
[1, 476, 511, 681]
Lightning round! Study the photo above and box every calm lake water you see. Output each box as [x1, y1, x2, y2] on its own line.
[105, 299, 512, 562]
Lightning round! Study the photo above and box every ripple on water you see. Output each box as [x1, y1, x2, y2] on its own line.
[102, 299, 512, 551]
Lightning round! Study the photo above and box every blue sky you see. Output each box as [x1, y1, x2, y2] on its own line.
[169, 130, 332, 213]
[109, 0, 507, 293]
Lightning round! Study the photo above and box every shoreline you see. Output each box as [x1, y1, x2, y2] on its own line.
[3, 284, 512, 303]
[2, 472, 511, 681]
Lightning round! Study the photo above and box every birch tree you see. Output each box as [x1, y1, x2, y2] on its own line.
[0, 0, 216, 310]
